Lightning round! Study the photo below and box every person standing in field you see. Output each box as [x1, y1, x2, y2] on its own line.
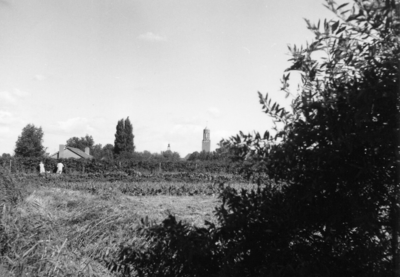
[39, 161, 45, 174]
[56, 161, 64, 174]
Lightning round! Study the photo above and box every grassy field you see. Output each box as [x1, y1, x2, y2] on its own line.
[1, 174, 250, 276]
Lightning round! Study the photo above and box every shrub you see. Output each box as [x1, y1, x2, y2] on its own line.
[109, 0, 399, 276]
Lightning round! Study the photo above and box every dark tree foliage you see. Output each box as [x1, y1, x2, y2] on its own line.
[109, 1, 399, 276]
[108, 216, 220, 276]
[187, 151, 214, 161]
[66, 135, 94, 150]
[124, 117, 135, 154]
[102, 144, 115, 161]
[114, 117, 135, 158]
[187, 142, 232, 162]
[114, 119, 125, 157]
[161, 150, 181, 162]
[90, 144, 103, 159]
[14, 124, 45, 158]
[131, 150, 181, 162]
[132, 150, 153, 161]
[223, 0, 399, 275]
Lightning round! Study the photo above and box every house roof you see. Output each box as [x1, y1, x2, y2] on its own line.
[66, 147, 93, 159]
[50, 146, 93, 159]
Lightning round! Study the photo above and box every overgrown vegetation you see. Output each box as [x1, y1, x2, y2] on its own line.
[0, 156, 240, 175]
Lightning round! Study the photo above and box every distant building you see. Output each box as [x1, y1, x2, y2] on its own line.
[50, 144, 93, 159]
[167, 143, 171, 151]
[202, 127, 211, 152]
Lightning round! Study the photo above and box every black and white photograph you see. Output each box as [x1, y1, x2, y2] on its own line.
[0, 0, 398, 276]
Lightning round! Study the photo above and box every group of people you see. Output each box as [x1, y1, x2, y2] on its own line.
[39, 161, 64, 174]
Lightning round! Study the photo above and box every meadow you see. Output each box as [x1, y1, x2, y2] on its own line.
[0, 170, 255, 277]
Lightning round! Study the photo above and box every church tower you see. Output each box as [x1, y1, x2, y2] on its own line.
[202, 127, 211, 152]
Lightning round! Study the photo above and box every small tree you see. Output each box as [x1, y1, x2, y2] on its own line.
[14, 124, 45, 157]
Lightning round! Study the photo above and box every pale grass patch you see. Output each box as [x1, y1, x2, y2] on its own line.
[1, 182, 222, 276]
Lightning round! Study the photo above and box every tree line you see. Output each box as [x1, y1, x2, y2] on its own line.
[10, 117, 135, 160]
[6, 117, 228, 163]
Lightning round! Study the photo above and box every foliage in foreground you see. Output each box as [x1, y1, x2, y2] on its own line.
[110, 1, 400, 276]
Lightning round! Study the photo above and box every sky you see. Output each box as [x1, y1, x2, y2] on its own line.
[0, 0, 338, 157]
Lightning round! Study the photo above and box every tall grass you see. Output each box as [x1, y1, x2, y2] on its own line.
[0, 168, 148, 276]
[0, 168, 226, 276]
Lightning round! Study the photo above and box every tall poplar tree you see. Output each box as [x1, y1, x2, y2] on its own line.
[114, 117, 135, 157]
[113, 119, 125, 156]
[124, 117, 135, 153]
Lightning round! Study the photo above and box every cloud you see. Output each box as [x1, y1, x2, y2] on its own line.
[0, 89, 30, 104]
[0, 91, 16, 103]
[138, 32, 166, 42]
[212, 129, 232, 141]
[0, 126, 10, 135]
[34, 74, 47, 81]
[12, 88, 30, 97]
[167, 124, 203, 137]
[0, 110, 24, 139]
[55, 117, 94, 134]
[242, 47, 251, 54]
[0, 111, 14, 125]
[173, 115, 203, 125]
[208, 107, 222, 118]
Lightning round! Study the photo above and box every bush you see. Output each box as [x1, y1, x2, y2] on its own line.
[109, 0, 399, 276]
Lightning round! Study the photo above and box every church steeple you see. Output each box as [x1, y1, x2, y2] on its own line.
[202, 127, 210, 152]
